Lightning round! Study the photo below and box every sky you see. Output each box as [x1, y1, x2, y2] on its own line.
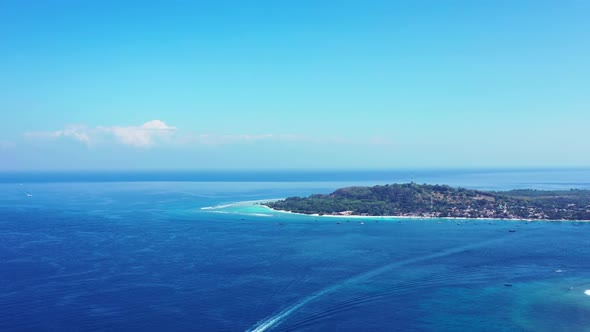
[1, 0, 589, 170]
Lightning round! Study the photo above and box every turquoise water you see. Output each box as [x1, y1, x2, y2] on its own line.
[1, 170, 590, 331]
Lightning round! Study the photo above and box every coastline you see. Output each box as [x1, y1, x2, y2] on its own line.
[257, 202, 590, 223]
[201, 199, 590, 222]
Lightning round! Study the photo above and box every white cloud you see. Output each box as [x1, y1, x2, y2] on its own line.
[24, 125, 92, 145]
[25, 120, 177, 148]
[24, 120, 394, 148]
[98, 120, 177, 147]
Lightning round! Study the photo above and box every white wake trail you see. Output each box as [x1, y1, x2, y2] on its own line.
[247, 235, 512, 332]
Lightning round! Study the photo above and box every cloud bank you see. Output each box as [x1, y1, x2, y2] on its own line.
[99, 120, 177, 147]
[25, 120, 177, 148]
[24, 120, 394, 148]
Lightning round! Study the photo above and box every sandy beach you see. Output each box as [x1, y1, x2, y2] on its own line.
[254, 201, 590, 223]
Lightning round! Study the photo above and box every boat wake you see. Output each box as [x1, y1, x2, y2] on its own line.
[247, 234, 515, 332]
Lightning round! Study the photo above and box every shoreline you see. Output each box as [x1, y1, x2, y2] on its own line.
[200, 198, 285, 210]
[257, 202, 590, 223]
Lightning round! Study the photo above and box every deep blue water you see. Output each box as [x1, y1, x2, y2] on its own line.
[1, 169, 590, 331]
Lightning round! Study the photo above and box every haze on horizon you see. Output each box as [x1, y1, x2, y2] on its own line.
[1, 1, 589, 171]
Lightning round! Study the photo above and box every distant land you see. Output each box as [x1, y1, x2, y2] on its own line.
[264, 183, 590, 221]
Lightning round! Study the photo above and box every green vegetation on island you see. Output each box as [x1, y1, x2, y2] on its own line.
[264, 183, 590, 220]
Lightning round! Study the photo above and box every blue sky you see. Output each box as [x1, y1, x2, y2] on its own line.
[1, 1, 589, 170]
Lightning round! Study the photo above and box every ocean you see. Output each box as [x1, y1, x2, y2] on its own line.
[1, 169, 590, 331]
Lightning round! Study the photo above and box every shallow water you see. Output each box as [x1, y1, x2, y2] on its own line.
[1, 170, 590, 331]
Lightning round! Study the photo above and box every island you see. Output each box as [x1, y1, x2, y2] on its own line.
[263, 183, 590, 221]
